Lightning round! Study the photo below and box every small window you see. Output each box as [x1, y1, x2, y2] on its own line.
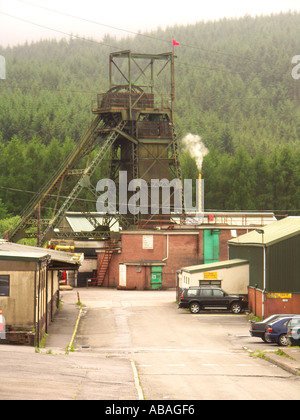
[187, 289, 199, 297]
[201, 289, 212, 297]
[213, 289, 224, 297]
[290, 318, 300, 327]
[0, 275, 9, 296]
[199, 280, 221, 287]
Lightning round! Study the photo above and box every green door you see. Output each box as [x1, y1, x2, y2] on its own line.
[151, 266, 163, 290]
[204, 230, 220, 263]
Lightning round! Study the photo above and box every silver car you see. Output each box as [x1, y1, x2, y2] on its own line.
[287, 316, 300, 346]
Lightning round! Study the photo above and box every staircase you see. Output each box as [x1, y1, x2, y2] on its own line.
[9, 117, 125, 242]
[96, 240, 120, 286]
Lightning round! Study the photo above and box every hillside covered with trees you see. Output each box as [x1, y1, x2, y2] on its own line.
[0, 12, 300, 226]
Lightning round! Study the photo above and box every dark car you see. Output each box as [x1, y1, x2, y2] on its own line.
[250, 314, 298, 343]
[286, 316, 300, 346]
[178, 286, 248, 314]
[265, 316, 295, 346]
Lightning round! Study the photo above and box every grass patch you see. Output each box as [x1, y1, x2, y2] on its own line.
[275, 349, 296, 360]
[249, 350, 267, 359]
[247, 313, 262, 322]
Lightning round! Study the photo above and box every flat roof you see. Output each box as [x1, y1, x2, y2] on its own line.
[0, 250, 49, 262]
[110, 50, 172, 60]
[181, 259, 249, 274]
[123, 260, 166, 266]
[228, 216, 300, 247]
[0, 241, 82, 266]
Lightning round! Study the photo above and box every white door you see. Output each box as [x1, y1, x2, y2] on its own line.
[119, 264, 127, 287]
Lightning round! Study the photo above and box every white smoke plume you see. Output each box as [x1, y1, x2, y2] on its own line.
[182, 133, 209, 170]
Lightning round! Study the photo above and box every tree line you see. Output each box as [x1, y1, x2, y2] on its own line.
[0, 12, 300, 228]
[0, 135, 298, 221]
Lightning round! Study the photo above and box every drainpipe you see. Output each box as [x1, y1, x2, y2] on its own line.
[256, 229, 266, 318]
[176, 269, 181, 301]
[262, 243, 266, 318]
[45, 268, 48, 334]
[34, 264, 37, 344]
[36, 261, 41, 348]
[162, 234, 169, 262]
[161, 234, 169, 289]
[51, 271, 53, 322]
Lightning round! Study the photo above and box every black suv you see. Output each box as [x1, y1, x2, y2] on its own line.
[178, 286, 248, 314]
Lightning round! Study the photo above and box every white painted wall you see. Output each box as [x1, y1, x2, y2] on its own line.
[180, 264, 249, 295]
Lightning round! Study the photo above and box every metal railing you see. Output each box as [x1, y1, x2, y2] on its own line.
[136, 212, 278, 230]
[92, 92, 171, 111]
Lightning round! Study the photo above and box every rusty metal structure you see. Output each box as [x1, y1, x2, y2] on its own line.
[9, 50, 183, 243]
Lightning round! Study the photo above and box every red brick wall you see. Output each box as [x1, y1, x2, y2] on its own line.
[248, 287, 264, 318]
[248, 287, 300, 318]
[264, 293, 300, 318]
[97, 228, 250, 290]
[122, 233, 166, 261]
[219, 230, 231, 261]
[163, 234, 200, 288]
[123, 265, 150, 289]
[98, 232, 201, 289]
[219, 229, 249, 261]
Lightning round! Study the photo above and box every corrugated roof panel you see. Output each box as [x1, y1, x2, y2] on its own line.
[181, 259, 249, 273]
[228, 217, 300, 247]
[0, 242, 81, 265]
[0, 250, 49, 262]
[65, 215, 119, 232]
[66, 216, 94, 232]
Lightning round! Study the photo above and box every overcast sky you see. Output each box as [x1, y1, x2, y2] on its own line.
[1, 0, 300, 47]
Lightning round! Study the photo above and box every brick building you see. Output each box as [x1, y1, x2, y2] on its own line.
[96, 213, 276, 290]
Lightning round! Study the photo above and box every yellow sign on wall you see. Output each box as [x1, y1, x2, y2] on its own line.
[266, 293, 292, 299]
[204, 272, 218, 280]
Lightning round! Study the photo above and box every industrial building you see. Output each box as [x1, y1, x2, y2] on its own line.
[0, 241, 82, 345]
[5, 50, 292, 310]
[228, 217, 300, 318]
[94, 212, 276, 290]
[178, 259, 249, 297]
[8, 51, 182, 244]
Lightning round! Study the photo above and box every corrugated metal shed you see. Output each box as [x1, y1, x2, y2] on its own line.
[228, 217, 300, 293]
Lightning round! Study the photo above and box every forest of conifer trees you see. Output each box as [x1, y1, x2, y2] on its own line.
[0, 12, 300, 234]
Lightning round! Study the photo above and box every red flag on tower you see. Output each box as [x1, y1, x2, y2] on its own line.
[172, 38, 179, 46]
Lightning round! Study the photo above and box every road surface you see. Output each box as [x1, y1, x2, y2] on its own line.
[75, 288, 300, 400]
[0, 288, 299, 400]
